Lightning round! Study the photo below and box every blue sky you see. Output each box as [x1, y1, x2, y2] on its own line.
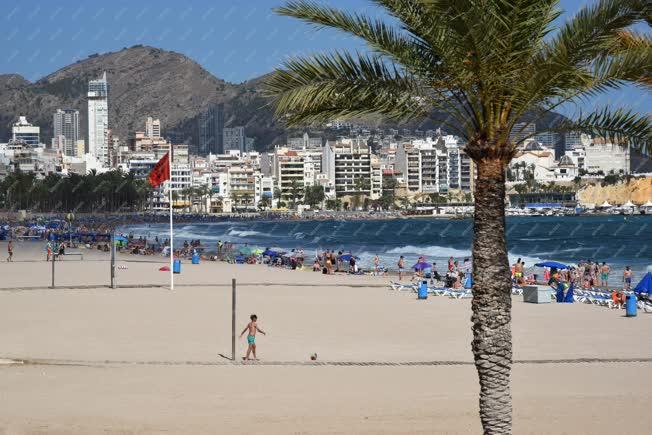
[1, 0, 649, 115]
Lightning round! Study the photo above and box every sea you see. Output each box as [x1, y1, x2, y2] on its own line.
[120, 215, 652, 282]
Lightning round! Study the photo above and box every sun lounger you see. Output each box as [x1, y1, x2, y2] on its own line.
[389, 282, 416, 292]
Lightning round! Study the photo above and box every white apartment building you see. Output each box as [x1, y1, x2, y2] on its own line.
[563, 148, 586, 171]
[583, 139, 630, 174]
[52, 109, 80, 156]
[145, 117, 161, 138]
[370, 158, 383, 200]
[87, 72, 109, 167]
[322, 139, 372, 197]
[275, 151, 304, 200]
[394, 136, 473, 195]
[12, 116, 40, 146]
[228, 166, 260, 211]
[287, 132, 322, 150]
[166, 163, 192, 209]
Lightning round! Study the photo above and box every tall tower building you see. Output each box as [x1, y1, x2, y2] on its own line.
[145, 117, 161, 138]
[223, 126, 245, 153]
[198, 104, 224, 155]
[88, 72, 109, 166]
[53, 109, 80, 156]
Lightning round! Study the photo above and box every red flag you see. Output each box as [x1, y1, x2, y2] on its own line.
[148, 152, 170, 187]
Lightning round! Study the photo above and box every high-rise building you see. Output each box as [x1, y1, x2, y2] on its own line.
[223, 126, 245, 153]
[12, 116, 40, 146]
[87, 72, 109, 166]
[322, 138, 372, 197]
[53, 109, 80, 156]
[145, 117, 161, 138]
[564, 131, 583, 150]
[509, 122, 536, 145]
[198, 104, 224, 155]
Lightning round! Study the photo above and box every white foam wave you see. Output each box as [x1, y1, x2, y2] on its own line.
[226, 229, 269, 238]
[386, 245, 471, 259]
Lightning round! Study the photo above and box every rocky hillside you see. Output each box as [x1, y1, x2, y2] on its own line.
[0, 45, 568, 151]
[0, 46, 287, 148]
[577, 177, 652, 205]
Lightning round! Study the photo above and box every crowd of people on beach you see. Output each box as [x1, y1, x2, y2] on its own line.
[537, 258, 635, 291]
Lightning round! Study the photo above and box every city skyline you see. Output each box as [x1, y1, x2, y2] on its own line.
[1, 0, 649, 115]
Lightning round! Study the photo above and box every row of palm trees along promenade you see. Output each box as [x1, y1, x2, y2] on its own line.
[263, 1, 651, 434]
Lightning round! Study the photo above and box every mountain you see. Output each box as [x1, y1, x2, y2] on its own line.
[0, 45, 568, 151]
[0, 45, 288, 149]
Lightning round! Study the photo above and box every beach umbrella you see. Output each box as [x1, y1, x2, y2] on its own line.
[622, 200, 635, 208]
[262, 249, 281, 257]
[252, 248, 264, 255]
[412, 261, 432, 270]
[338, 254, 359, 261]
[633, 272, 652, 294]
[238, 246, 252, 256]
[643, 200, 652, 207]
[535, 261, 570, 270]
[599, 201, 612, 208]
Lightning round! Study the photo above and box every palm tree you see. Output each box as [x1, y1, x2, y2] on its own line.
[264, 1, 650, 432]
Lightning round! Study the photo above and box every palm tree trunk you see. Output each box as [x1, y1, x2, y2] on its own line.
[471, 156, 512, 434]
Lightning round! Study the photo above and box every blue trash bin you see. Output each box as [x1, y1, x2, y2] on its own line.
[626, 294, 637, 317]
[173, 259, 181, 274]
[192, 253, 200, 264]
[418, 281, 428, 300]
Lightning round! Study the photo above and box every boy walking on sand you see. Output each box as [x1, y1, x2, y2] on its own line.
[7, 241, 13, 262]
[240, 314, 266, 361]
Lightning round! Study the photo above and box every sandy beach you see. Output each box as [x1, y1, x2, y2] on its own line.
[1, 241, 650, 434]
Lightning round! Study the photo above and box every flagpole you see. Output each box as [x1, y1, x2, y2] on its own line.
[169, 142, 174, 291]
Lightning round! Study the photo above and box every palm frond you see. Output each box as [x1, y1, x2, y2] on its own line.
[556, 107, 651, 151]
[274, 1, 441, 78]
[263, 51, 426, 126]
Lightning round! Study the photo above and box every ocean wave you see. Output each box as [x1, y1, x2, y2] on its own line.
[518, 237, 553, 242]
[226, 229, 269, 238]
[386, 245, 471, 259]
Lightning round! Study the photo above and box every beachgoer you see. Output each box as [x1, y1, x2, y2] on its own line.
[513, 258, 524, 281]
[325, 255, 332, 275]
[46, 241, 53, 261]
[7, 241, 13, 262]
[240, 314, 266, 361]
[623, 266, 632, 290]
[349, 255, 356, 274]
[448, 256, 454, 272]
[600, 262, 610, 288]
[397, 256, 405, 280]
[373, 255, 380, 275]
[58, 241, 65, 259]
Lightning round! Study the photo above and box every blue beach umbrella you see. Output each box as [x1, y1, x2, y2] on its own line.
[535, 261, 570, 270]
[412, 261, 432, 271]
[633, 272, 652, 294]
[263, 249, 282, 257]
[338, 254, 359, 262]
